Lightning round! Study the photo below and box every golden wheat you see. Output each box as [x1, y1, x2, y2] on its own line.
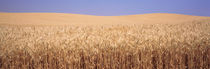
[0, 21, 210, 69]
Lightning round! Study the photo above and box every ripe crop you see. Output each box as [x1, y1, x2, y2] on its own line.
[0, 21, 210, 69]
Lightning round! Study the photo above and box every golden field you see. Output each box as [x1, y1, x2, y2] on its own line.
[0, 13, 210, 69]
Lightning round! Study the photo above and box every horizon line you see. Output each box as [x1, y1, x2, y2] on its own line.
[1, 12, 210, 17]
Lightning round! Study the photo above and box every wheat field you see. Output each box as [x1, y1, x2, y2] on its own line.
[0, 13, 210, 69]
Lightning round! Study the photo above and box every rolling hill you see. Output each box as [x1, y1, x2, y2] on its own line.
[0, 13, 210, 25]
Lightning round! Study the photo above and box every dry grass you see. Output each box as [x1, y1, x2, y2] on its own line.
[0, 20, 210, 69]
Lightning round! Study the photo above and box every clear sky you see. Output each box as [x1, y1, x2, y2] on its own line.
[0, 0, 210, 16]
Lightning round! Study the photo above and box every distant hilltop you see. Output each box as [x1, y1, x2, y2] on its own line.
[0, 13, 210, 25]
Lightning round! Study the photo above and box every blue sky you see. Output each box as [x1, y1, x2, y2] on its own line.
[0, 0, 210, 16]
